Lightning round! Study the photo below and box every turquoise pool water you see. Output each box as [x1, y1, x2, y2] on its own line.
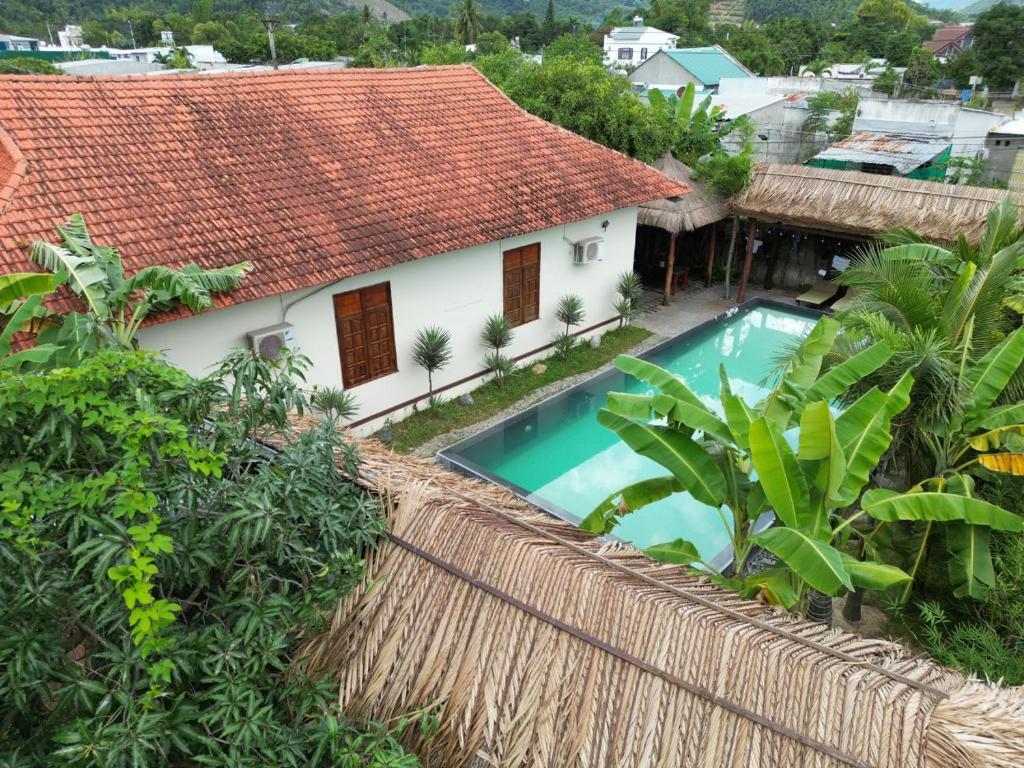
[440, 302, 817, 563]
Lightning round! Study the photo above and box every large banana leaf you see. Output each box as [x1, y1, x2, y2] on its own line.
[29, 240, 110, 320]
[839, 554, 910, 590]
[0, 273, 54, 305]
[969, 425, 1024, 451]
[799, 401, 845, 526]
[643, 538, 701, 564]
[719, 365, 754, 450]
[605, 391, 733, 443]
[964, 326, 1024, 417]
[976, 453, 1024, 475]
[614, 355, 705, 409]
[748, 417, 808, 530]
[744, 566, 800, 608]
[0, 294, 44, 355]
[606, 392, 660, 421]
[675, 82, 695, 129]
[802, 341, 892, 404]
[596, 409, 726, 507]
[763, 317, 839, 425]
[751, 527, 852, 595]
[862, 489, 1024, 531]
[580, 475, 682, 534]
[976, 402, 1024, 430]
[832, 372, 912, 507]
[945, 522, 995, 599]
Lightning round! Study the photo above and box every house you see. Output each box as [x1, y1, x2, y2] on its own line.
[923, 24, 973, 62]
[0, 67, 683, 430]
[627, 46, 753, 91]
[603, 17, 678, 70]
[104, 44, 228, 69]
[986, 117, 1024, 192]
[808, 99, 1008, 181]
[0, 34, 41, 52]
[57, 25, 83, 48]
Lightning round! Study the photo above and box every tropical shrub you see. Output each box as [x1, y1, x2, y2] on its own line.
[553, 294, 585, 359]
[582, 318, 918, 611]
[310, 385, 360, 422]
[614, 271, 643, 327]
[481, 313, 514, 383]
[412, 325, 453, 403]
[0, 348, 423, 765]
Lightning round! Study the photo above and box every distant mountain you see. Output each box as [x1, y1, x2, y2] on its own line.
[961, 0, 1024, 14]
[394, 0, 641, 20]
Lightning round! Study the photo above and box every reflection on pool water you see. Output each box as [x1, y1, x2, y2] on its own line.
[439, 302, 818, 563]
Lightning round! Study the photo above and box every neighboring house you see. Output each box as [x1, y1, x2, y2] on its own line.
[0, 34, 41, 52]
[105, 44, 228, 69]
[0, 67, 683, 431]
[603, 17, 678, 70]
[923, 24, 973, 62]
[808, 99, 1007, 180]
[57, 25, 82, 48]
[627, 46, 753, 92]
[802, 60, 899, 83]
[711, 79, 818, 163]
[986, 118, 1024, 192]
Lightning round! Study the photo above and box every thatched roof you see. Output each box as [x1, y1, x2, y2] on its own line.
[731, 163, 1024, 243]
[638, 153, 730, 234]
[297, 435, 1024, 768]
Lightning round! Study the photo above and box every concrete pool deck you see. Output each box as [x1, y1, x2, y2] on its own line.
[411, 283, 797, 457]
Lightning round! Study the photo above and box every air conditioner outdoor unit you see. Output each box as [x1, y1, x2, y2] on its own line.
[573, 236, 604, 264]
[248, 322, 295, 360]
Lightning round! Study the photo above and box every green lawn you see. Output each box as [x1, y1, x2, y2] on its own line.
[382, 324, 652, 453]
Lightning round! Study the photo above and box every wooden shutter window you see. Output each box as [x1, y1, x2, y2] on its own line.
[333, 282, 398, 388]
[502, 243, 540, 327]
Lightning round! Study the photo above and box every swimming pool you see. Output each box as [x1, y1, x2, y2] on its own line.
[438, 299, 820, 565]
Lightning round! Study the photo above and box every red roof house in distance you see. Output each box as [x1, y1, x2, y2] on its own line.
[0, 67, 685, 427]
[922, 25, 973, 61]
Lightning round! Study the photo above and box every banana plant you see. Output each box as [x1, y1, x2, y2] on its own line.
[0, 272, 59, 370]
[581, 317, 920, 608]
[647, 82, 728, 162]
[861, 324, 1024, 600]
[28, 214, 251, 348]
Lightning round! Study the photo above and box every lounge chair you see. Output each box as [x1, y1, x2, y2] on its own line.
[830, 287, 861, 313]
[795, 277, 839, 309]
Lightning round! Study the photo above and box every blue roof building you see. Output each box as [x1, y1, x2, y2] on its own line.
[626, 45, 754, 92]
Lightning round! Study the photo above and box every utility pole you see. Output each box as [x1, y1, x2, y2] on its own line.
[260, 14, 279, 69]
[45, 22, 54, 46]
[127, 18, 136, 48]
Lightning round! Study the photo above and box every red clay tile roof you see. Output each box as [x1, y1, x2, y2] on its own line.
[0, 66, 686, 319]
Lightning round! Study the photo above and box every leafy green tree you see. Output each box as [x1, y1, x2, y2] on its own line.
[902, 46, 938, 90]
[419, 41, 471, 64]
[973, 2, 1024, 90]
[944, 47, 982, 90]
[543, 33, 603, 64]
[153, 46, 195, 69]
[0, 348, 425, 765]
[804, 89, 859, 143]
[582, 318, 918, 612]
[713, 23, 786, 75]
[647, 0, 711, 46]
[191, 0, 213, 24]
[474, 30, 510, 55]
[840, 0, 930, 60]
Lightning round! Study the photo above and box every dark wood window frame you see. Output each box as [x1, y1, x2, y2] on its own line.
[503, 243, 541, 328]
[333, 282, 398, 388]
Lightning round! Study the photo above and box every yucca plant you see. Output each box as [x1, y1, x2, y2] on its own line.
[412, 325, 453, 403]
[481, 314, 514, 383]
[553, 294, 585, 359]
[310, 386, 359, 423]
[614, 271, 643, 327]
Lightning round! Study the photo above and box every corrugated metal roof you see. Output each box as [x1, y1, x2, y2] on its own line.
[662, 46, 751, 86]
[810, 131, 951, 175]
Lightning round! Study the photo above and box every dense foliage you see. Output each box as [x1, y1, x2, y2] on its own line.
[0, 348, 424, 766]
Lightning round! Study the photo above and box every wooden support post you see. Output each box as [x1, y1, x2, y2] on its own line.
[736, 220, 756, 304]
[723, 217, 740, 300]
[705, 224, 717, 287]
[662, 231, 677, 306]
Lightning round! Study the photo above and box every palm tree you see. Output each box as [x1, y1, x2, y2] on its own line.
[27, 214, 250, 351]
[455, 0, 481, 45]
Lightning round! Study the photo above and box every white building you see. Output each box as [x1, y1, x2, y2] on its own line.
[0, 67, 682, 432]
[105, 44, 227, 69]
[57, 25, 82, 48]
[603, 17, 678, 70]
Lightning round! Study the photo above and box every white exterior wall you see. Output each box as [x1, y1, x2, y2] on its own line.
[138, 208, 639, 432]
[603, 30, 678, 70]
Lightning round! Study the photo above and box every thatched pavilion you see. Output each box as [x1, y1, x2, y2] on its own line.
[297, 436, 1024, 768]
[727, 163, 1024, 304]
[637, 153, 730, 305]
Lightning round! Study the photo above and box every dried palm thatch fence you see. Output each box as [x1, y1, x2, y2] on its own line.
[731, 163, 1024, 245]
[288, 432, 1024, 767]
